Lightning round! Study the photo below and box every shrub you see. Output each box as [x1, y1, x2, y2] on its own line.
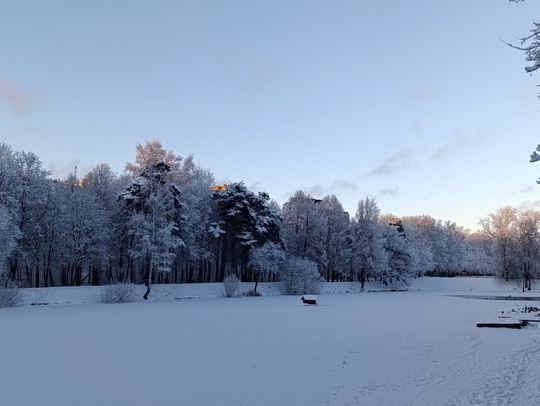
[101, 283, 136, 304]
[0, 272, 22, 308]
[243, 289, 262, 297]
[281, 257, 322, 296]
[223, 274, 240, 298]
[0, 281, 22, 308]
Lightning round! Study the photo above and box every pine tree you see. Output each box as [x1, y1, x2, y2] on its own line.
[210, 182, 282, 282]
[119, 162, 184, 299]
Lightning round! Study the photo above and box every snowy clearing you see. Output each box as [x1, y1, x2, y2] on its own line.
[1, 277, 539, 406]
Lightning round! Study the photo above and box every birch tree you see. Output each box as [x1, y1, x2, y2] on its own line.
[515, 210, 540, 290]
[350, 197, 388, 288]
[480, 206, 519, 281]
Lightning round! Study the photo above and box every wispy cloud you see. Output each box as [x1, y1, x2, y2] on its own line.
[301, 179, 358, 198]
[378, 187, 399, 197]
[0, 76, 34, 114]
[513, 185, 535, 195]
[515, 200, 540, 212]
[367, 148, 413, 176]
[429, 128, 490, 161]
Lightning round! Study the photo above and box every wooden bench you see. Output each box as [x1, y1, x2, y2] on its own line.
[301, 295, 317, 305]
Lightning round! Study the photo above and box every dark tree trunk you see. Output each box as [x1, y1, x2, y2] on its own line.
[253, 274, 259, 294]
[143, 279, 151, 300]
[35, 266, 40, 288]
[143, 262, 152, 300]
[360, 268, 366, 290]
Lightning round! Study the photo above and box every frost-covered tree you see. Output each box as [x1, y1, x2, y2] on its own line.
[349, 197, 389, 288]
[514, 210, 540, 290]
[529, 145, 540, 184]
[54, 174, 114, 286]
[399, 215, 466, 277]
[247, 242, 285, 294]
[480, 206, 519, 281]
[83, 163, 124, 208]
[317, 195, 350, 282]
[4, 149, 53, 286]
[82, 163, 126, 284]
[439, 221, 466, 276]
[0, 205, 19, 276]
[282, 191, 318, 258]
[125, 140, 195, 185]
[506, 1, 540, 77]
[462, 232, 496, 276]
[506, 1, 540, 182]
[119, 162, 184, 299]
[399, 219, 435, 277]
[380, 221, 413, 285]
[175, 166, 215, 283]
[281, 190, 331, 279]
[281, 256, 322, 295]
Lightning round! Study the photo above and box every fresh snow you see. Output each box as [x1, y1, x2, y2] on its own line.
[2, 277, 540, 406]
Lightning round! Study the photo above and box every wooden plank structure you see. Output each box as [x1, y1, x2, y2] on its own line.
[477, 320, 528, 329]
[301, 295, 317, 305]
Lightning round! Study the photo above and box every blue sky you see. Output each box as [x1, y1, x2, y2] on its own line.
[1, 0, 539, 231]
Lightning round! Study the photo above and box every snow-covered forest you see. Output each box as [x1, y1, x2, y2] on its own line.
[1, 140, 539, 291]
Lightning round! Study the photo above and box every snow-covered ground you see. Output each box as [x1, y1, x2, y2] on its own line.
[2, 277, 540, 406]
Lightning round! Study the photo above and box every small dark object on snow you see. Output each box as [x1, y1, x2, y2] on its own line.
[301, 295, 317, 305]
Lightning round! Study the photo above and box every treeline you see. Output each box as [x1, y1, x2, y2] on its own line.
[0, 140, 525, 291]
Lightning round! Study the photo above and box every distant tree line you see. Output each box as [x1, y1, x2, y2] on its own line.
[0, 140, 532, 293]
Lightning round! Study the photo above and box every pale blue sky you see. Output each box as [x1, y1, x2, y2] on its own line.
[1, 0, 539, 231]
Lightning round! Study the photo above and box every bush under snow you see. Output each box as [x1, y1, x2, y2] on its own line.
[281, 257, 322, 296]
[101, 283, 137, 304]
[223, 274, 240, 298]
[0, 277, 22, 308]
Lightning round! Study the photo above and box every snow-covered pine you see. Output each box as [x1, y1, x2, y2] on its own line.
[119, 162, 184, 299]
[211, 182, 282, 282]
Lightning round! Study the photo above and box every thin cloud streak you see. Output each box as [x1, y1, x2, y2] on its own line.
[378, 187, 399, 197]
[429, 128, 491, 161]
[515, 200, 540, 212]
[0, 76, 34, 114]
[513, 185, 535, 195]
[301, 179, 358, 198]
[367, 149, 413, 177]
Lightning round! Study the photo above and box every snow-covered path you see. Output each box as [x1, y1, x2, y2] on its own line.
[0, 278, 539, 406]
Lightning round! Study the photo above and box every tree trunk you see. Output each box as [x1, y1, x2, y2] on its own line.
[219, 236, 228, 282]
[143, 263, 152, 300]
[35, 265, 40, 288]
[253, 274, 259, 294]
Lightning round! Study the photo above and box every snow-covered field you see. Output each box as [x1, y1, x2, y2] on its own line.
[2, 277, 540, 406]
